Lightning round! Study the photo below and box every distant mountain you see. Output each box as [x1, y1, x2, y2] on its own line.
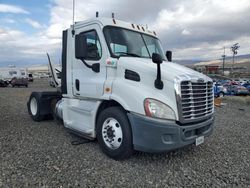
[174, 54, 250, 66]
[193, 54, 250, 66]
[174, 59, 205, 65]
[225, 54, 250, 60]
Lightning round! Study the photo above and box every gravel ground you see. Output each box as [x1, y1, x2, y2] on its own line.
[0, 79, 249, 187]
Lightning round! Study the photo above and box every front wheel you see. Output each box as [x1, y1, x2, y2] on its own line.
[96, 107, 133, 160]
[219, 92, 224, 98]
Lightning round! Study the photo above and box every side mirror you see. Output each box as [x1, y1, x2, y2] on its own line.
[166, 51, 172, 62]
[92, 63, 100, 73]
[152, 53, 163, 90]
[75, 34, 87, 59]
[152, 53, 163, 64]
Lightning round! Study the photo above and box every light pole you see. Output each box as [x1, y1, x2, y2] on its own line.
[230, 43, 240, 78]
[221, 46, 226, 76]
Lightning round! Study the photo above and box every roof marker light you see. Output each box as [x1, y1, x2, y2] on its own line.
[131, 24, 135, 28]
[142, 26, 145, 31]
[113, 19, 116, 24]
[137, 25, 140, 30]
[153, 31, 156, 36]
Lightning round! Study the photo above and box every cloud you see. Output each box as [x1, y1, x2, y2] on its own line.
[1, 18, 16, 24]
[0, 28, 7, 35]
[182, 29, 191, 35]
[47, 0, 250, 59]
[0, 3, 29, 14]
[1, 0, 250, 67]
[150, 0, 250, 59]
[0, 27, 60, 66]
[25, 18, 44, 29]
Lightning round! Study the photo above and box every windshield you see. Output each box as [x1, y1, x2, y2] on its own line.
[103, 26, 166, 60]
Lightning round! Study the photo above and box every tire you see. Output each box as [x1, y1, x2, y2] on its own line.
[219, 92, 224, 98]
[27, 92, 44, 122]
[96, 107, 133, 160]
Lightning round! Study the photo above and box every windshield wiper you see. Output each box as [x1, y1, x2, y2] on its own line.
[115, 52, 141, 58]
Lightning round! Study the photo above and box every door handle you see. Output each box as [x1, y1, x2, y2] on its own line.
[75, 79, 80, 91]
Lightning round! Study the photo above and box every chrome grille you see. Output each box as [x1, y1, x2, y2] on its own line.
[180, 81, 213, 122]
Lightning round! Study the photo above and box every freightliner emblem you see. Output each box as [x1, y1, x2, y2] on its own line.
[197, 78, 205, 83]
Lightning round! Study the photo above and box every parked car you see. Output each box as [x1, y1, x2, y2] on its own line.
[217, 79, 231, 86]
[10, 77, 28, 87]
[0, 79, 8, 87]
[213, 83, 228, 97]
[243, 83, 250, 92]
[223, 81, 240, 86]
[223, 84, 249, 95]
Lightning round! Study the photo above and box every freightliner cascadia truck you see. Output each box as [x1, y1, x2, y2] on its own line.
[27, 17, 214, 160]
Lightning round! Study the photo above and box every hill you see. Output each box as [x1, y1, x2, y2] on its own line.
[193, 54, 250, 67]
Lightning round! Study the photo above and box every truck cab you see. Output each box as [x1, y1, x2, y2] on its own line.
[28, 17, 214, 160]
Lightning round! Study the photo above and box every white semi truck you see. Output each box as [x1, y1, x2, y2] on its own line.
[27, 17, 214, 160]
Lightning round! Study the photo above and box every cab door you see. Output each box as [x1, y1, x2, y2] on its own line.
[72, 24, 107, 99]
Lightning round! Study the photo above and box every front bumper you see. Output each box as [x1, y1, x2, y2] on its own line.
[128, 113, 214, 153]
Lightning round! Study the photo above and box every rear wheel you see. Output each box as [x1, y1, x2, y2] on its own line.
[96, 107, 133, 160]
[27, 92, 44, 121]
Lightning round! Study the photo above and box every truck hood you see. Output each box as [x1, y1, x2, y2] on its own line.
[118, 57, 212, 82]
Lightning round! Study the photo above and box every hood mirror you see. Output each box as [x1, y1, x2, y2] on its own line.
[152, 53, 163, 90]
[152, 53, 163, 64]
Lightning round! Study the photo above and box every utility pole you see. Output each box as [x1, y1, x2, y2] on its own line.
[221, 46, 226, 76]
[230, 43, 240, 78]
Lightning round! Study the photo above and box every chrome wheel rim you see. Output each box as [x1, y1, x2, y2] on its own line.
[30, 97, 37, 116]
[102, 118, 123, 149]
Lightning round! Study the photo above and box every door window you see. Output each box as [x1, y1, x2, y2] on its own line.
[81, 30, 102, 60]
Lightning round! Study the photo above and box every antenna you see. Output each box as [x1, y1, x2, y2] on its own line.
[112, 13, 114, 18]
[96, 11, 99, 18]
[72, 0, 75, 36]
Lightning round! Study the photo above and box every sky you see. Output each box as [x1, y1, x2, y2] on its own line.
[0, 0, 250, 67]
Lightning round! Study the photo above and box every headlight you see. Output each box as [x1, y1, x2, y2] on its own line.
[144, 98, 176, 120]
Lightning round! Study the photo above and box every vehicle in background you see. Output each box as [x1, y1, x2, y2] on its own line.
[234, 79, 249, 85]
[10, 77, 28, 87]
[213, 83, 228, 98]
[242, 83, 250, 92]
[0, 67, 28, 82]
[223, 81, 240, 87]
[28, 73, 34, 82]
[0, 79, 8, 87]
[216, 79, 231, 85]
[223, 84, 249, 95]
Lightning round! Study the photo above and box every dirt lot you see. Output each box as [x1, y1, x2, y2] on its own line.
[0, 79, 250, 187]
